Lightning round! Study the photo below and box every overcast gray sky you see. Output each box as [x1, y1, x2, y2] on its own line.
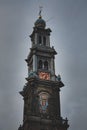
[0, 0, 87, 130]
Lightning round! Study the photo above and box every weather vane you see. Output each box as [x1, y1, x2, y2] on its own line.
[39, 6, 43, 18]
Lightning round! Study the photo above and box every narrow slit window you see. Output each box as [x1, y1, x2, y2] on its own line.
[44, 61, 48, 70]
[43, 36, 46, 46]
[38, 60, 42, 69]
[39, 36, 42, 44]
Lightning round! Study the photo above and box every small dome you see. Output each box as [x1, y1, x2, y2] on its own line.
[34, 16, 46, 28]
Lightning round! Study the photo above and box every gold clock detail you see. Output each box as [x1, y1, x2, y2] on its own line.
[39, 72, 50, 80]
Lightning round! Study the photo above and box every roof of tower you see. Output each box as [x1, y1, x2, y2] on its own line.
[34, 16, 46, 28]
[34, 7, 46, 28]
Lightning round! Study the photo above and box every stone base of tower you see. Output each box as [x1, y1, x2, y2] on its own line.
[18, 115, 69, 130]
[18, 77, 69, 130]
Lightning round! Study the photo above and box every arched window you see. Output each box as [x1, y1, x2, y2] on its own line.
[38, 60, 42, 69]
[39, 36, 42, 44]
[44, 61, 48, 70]
[43, 36, 46, 46]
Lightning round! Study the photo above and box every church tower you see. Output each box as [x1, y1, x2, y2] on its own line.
[18, 10, 69, 130]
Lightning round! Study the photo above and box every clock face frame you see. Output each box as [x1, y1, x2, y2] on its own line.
[38, 72, 50, 80]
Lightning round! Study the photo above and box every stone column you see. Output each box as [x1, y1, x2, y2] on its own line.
[46, 36, 50, 46]
[51, 57, 55, 81]
[28, 66, 30, 76]
[33, 54, 37, 72]
[35, 33, 37, 44]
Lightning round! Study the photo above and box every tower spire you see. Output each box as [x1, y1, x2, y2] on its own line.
[39, 6, 43, 18]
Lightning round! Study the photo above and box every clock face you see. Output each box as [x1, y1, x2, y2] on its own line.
[39, 72, 50, 80]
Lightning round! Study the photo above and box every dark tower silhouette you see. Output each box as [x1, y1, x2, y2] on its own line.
[18, 10, 69, 130]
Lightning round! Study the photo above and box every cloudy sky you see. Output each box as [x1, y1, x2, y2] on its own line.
[0, 0, 87, 130]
